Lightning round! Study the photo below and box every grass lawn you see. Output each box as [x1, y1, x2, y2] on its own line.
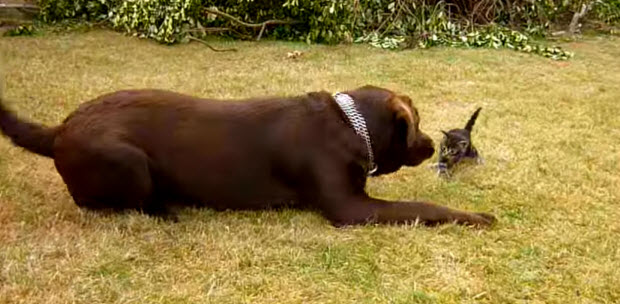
[0, 30, 619, 304]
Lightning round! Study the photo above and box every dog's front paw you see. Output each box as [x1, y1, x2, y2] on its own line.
[471, 212, 496, 227]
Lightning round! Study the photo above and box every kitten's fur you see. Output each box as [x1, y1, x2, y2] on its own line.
[436, 107, 482, 176]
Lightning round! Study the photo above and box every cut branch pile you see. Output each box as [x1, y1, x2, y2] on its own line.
[203, 8, 299, 41]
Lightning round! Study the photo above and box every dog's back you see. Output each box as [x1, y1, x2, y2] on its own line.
[4, 89, 349, 213]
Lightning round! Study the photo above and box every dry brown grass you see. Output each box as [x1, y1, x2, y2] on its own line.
[0, 30, 619, 303]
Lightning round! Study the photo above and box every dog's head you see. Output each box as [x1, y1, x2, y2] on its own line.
[345, 85, 435, 175]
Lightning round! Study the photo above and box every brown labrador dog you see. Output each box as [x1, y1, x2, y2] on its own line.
[0, 85, 495, 226]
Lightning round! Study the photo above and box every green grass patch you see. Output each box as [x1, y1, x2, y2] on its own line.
[0, 31, 619, 303]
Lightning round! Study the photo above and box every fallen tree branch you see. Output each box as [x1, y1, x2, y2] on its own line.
[185, 27, 231, 33]
[187, 36, 237, 52]
[568, 2, 594, 35]
[204, 8, 299, 41]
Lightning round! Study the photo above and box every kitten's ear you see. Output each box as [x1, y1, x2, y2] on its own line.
[441, 130, 449, 137]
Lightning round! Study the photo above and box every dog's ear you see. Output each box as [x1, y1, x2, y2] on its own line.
[398, 95, 413, 107]
[391, 95, 417, 148]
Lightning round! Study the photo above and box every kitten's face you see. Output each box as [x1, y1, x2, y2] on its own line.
[438, 130, 470, 167]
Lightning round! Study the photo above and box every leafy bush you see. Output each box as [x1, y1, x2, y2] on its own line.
[109, 0, 198, 44]
[32, 0, 617, 59]
[38, 0, 112, 22]
[3, 25, 36, 37]
[593, 0, 620, 24]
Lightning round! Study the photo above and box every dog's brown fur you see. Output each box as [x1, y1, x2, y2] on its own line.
[0, 85, 495, 226]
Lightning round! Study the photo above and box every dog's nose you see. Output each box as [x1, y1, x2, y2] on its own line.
[418, 134, 435, 158]
[423, 145, 435, 158]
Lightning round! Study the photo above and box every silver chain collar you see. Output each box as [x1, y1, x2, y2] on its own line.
[333, 92, 378, 176]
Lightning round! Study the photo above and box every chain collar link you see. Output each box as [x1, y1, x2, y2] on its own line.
[333, 92, 378, 176]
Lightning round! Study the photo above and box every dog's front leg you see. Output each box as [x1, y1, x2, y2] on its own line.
[322, 196, 495, 227]
[309, 160, 495, 227]
[369, 198, 495, 227]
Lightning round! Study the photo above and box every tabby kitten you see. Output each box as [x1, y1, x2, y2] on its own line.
[435, 107, 483, 176]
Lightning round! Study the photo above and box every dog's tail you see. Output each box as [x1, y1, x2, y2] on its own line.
[464, 107, 482, 132]
[0, 87, 57, 158]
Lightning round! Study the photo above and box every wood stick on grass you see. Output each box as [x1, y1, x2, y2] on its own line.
[187, 36, 237, 52]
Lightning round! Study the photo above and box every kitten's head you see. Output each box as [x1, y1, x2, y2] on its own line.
[438, 129, 470, 167]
